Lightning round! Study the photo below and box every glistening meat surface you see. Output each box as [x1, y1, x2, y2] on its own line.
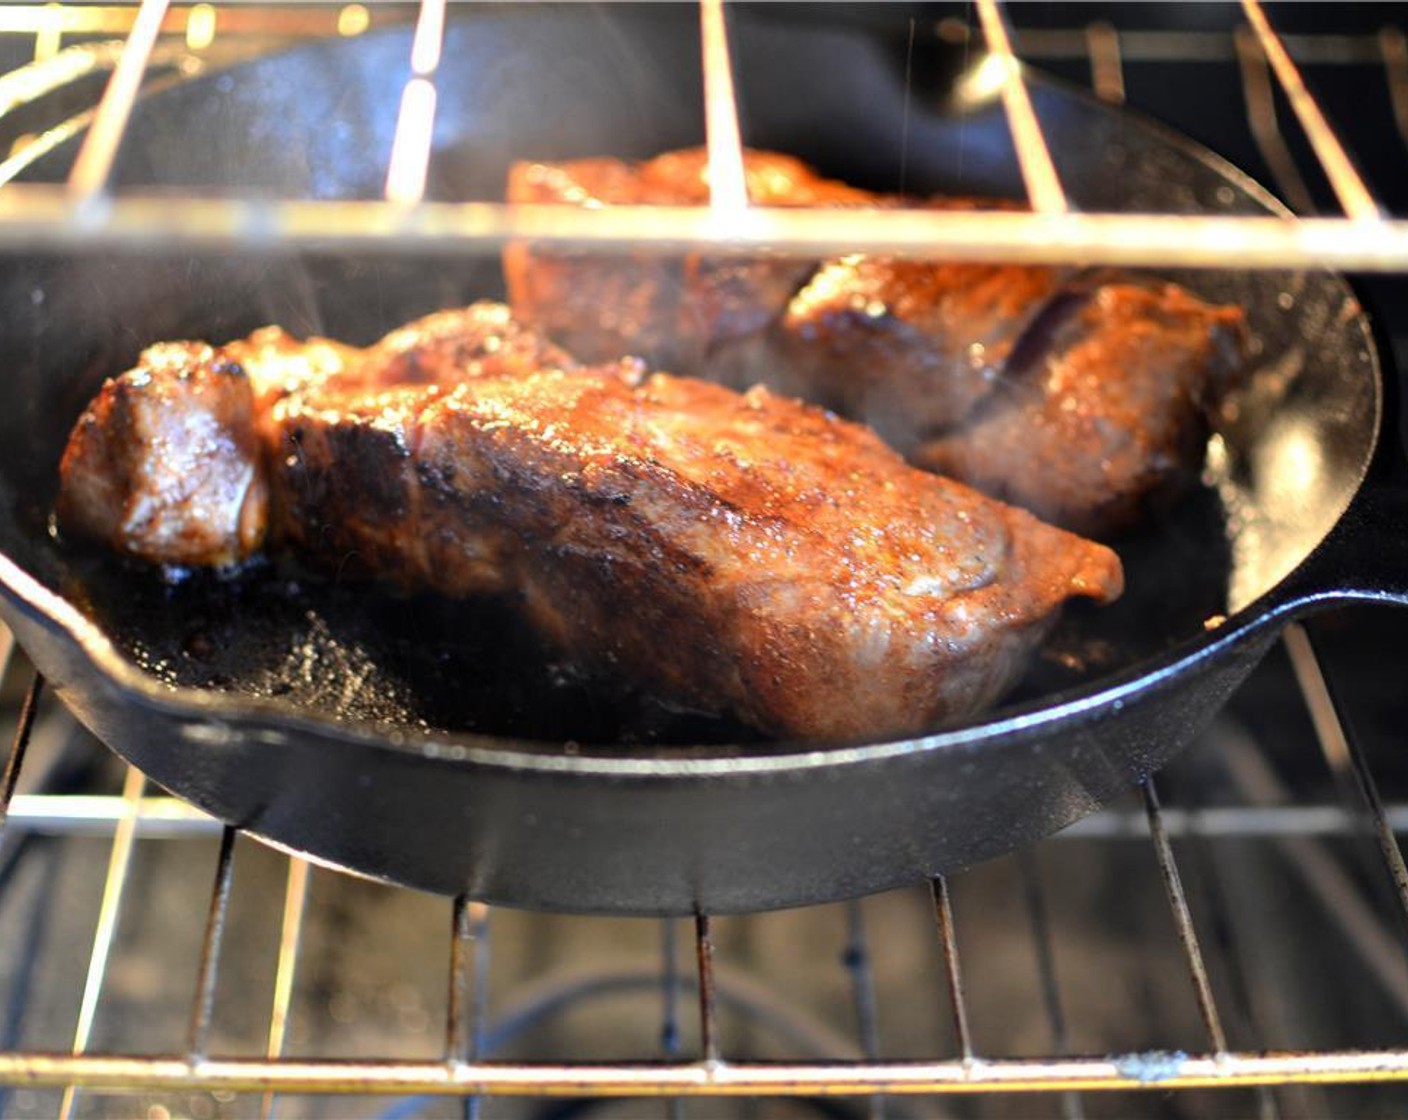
[917, 282, 1247, 536]
[506, 147, 1247, 536]
[57, 304, 1122, 741]
[505, 148, 871, 375]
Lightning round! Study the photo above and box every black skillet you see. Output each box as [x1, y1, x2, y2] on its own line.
[0, 6, 1404, 915]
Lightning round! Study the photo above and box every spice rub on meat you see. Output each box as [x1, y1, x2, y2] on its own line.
[506, 147, 1246, 536]
[57, 303, 1122, 740]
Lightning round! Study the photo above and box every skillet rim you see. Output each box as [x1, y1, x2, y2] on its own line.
[0, 40, 1384, 778]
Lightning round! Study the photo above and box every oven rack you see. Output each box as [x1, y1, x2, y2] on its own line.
[4, 621, 1408, 1114]
[0, 0, 1401, 270]
[0, 3, 1406, 1115]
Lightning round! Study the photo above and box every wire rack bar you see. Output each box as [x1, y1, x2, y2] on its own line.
[1285, 624, 1408, 935]
[695, 914, 720, 1066]
[383, 0, 445, 206]
[0, 4, 389, 39]
[1218, 724, 1408, 1026]
[1142, 778, 1229, 1056]
[0, 675, 40, 841]
[66, 0, 169, 198]
[1084, 21, 1124, 105]
[446, 896, 488, 1066]
[1184, 835, 1284, 1120]
[659, 919, 683, 1120]
[58, 764, 146, 1120]
[699, 0, 747, 214]
[1014, 27, 1402, 65]
[186, 826, 237, 1062]
[1018, 851, 1084, 1120]
[446, 896, 490, 1120]
[929, 877, 974, 1065]
[1241, 0, 1378, 220]
[842, 899, 885, 1120]
[843, 899, 881, 1063]
[660, 919, 681, 1058]
[262, 856, 310, 1120]
[973, 0, 1065, 214]
[0, 624, 13, 684]
[3, 193, 1408, 268]
[9, 1050, 1408, 1095]
[0, 8, 1390, 67]
[1381, 27, 1408, 149]
[1234, 23, 1316, 216]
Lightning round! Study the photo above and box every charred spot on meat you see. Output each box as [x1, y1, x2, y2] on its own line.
[56, 302, 1122, 741]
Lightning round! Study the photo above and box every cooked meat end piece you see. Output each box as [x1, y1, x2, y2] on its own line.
[505, 147, 870, 371]
[284, 364, 1122, 739]
[57, 301, 1124, 739]
[56, 341, 267, 567]
[916, 282, 1247, 537]
[56, 302, 569, 569]
[732, 252, 1070, 451]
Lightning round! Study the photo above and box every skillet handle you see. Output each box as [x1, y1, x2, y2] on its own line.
[1272, 477, 1408, 613]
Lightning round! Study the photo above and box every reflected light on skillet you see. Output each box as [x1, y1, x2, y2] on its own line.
[183, 3, 215, 51]
[1218, 412, 1339, 614]
[337, 4, 369, 38]
[1258, 412, 1332, 526]
[956, 53, 1016, 108]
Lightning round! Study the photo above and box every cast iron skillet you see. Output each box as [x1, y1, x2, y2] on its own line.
[0, 7, 1405, 914]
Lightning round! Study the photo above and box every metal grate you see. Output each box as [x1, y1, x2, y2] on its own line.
[3, 620, 1408, 1115]
[0, 2, 1406, 1115]
[0, 0, 1400, 267]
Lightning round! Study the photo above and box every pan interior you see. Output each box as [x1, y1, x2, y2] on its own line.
[0, 6, 1380, 750]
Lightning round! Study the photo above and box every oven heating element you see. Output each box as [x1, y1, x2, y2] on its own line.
[0, 1, 1405, 1115]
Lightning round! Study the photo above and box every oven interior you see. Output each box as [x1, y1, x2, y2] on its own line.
[1, 1, 1408, 1117]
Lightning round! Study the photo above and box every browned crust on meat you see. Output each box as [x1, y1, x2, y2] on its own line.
[56, 342, 268, 567]
[56, 302, 1124, 740]
[768, 252, 1068, 449]
[505, 148, 871, 373]
[916, 282, 1247, 537]
[506, 150, 1248, 538]
[283, 364, 1122, 738]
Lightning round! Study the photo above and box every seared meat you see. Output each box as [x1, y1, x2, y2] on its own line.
[758, 246, 1069, 453]
[505, 148, 871, 373]
[59, 304, 576, 569]
[58, 303, 1122, 740]
[57, 342, 268, 568]
[506, 147, 1247, 535]
[916, 283, 1246, 536]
